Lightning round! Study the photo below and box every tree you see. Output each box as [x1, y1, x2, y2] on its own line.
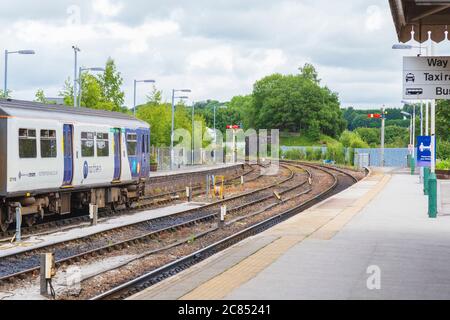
[0, 89, 11, 99]
[249, 67, 346, 139]
[299, 63, 321, 84]
[97, 58, 125, 111]
[34, 89, 56, 104]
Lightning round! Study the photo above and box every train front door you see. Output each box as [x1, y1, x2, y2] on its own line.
[140, 129, 150, 178]
[113, 128, 122, 182]
[62, 124, 74, 186]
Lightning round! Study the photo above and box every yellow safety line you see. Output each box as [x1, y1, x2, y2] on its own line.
[180, 172, 390, 300]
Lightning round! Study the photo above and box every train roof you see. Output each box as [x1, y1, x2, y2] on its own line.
[0, 99, 149, 128]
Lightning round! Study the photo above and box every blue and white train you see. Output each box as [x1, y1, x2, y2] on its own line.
[0, 99, 151, 231]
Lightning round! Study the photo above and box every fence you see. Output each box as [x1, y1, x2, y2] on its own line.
[354, 148, 414, 167]
[151, 146, 245, 172]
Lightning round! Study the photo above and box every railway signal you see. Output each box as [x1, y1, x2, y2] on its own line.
[367, 109, 388, 167]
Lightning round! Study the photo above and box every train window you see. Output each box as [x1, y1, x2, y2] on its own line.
[40, 130, 57, 158]
[19, 129, 37, 158]
[96, 133, 109, 157]
[81, 132, 95, 157]
[127, 133, 137, 156]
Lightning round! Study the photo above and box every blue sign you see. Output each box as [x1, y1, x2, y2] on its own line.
[417, 136, 433, 167]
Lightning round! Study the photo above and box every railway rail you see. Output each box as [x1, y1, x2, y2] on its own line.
[0, 161, 365, 300]
[90, 162, 364, 300]
[0, 164, 296, 284]
[0, 164, 258, 241]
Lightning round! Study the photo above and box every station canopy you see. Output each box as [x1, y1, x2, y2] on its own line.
[390, 0, 450, 43]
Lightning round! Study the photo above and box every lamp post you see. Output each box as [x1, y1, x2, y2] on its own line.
[134, 79, 156, 117]
[392, 44, 429, 56]
[72, 46, 80, 108]
[171, 89, 191, 170]
[77, 67, 105, 107]
[185, 101, 196, 166]
[213, 104, 228, 163]
[4, 49, 36, 95]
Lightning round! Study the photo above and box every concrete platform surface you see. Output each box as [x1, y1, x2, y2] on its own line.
[130, 168, 450, 300]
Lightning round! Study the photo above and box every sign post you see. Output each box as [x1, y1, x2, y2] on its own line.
[403, 56, 445, 217]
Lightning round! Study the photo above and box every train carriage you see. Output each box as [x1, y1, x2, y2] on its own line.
[0, 99, 151, 231]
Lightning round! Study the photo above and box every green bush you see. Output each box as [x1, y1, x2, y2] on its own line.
[339, 130, 369, 149]
[437, 139, 450, 160]
[305, 147, 314, 161]
[313, 148, 324, 161]
[326, 143, 346, 164]
[283, 148, 305, 160]
[437, 159, 450, 170]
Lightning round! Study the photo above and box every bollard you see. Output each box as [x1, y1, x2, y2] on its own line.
[424, 167, 430, 195]
[410, 157, 416, 175]
[15, 205, 22, 242]
[186, 187, 192, 202]
[40, 253, 55, 297]
[428, 173, 437, 218]
[89, 204, 98, 226]
[220, 205, 227, 227]
[406, 154, 411, 168]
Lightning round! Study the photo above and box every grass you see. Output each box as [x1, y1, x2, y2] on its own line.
[280, 133, 339, 147]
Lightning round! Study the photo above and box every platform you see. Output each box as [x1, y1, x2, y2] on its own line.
[130, 168, 450, 300]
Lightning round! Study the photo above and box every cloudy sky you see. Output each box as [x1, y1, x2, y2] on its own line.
[0, 0, 443, 109]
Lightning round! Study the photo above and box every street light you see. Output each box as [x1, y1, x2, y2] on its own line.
[392, 44, 429, 56]
[133, 79, 156, 117]
[4, 49, 36, 95]
[72, 46, 81, 108]
[171, 89, 191, 170]
[401, 111, 413, 149]
[77, 67, 105, 107]
[213, 104, 228, 163]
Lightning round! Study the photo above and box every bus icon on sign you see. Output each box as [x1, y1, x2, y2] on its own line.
[406, 88, 423, 96]
[405, 73, 415, 83]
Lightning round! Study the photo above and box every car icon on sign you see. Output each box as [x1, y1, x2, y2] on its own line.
[405, 73, 415, 83]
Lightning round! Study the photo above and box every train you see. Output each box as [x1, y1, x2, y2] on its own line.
[0, 99, 151, 231]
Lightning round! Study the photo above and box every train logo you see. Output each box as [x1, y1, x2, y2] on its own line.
[83, 161, 89, 179]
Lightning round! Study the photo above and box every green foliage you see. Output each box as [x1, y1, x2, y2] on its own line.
[437, 159, 450, 170]
[355, 128, 379, 146]
[343, 106, 410, 130]
[137, 100, 207, 147]
[248, 64, 346, 138]
[97, 58, 125, 111]
[0, 89, 11, 99]
[283, 148, 305, 161]
[280, 133, 338, 147]
[326, 143, 346, 164]
[339, 130, 369, 149]
[437, 139, 450, 160]
[34, 89, 56, 104]
[59, 58, 124, 112]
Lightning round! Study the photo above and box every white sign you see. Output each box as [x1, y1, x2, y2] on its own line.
[403, 56, 450, 99]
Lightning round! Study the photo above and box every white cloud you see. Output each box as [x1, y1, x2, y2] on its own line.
[0, 0, 406, 109]
[92, 0, 124, 17]
[365, 5, 384, 32]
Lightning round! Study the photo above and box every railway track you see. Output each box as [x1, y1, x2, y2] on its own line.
[0, 164, 297, 285]
[0, 164, 258, 241]
[0, 162, 364, 300]
[89, 162, 363, 300]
